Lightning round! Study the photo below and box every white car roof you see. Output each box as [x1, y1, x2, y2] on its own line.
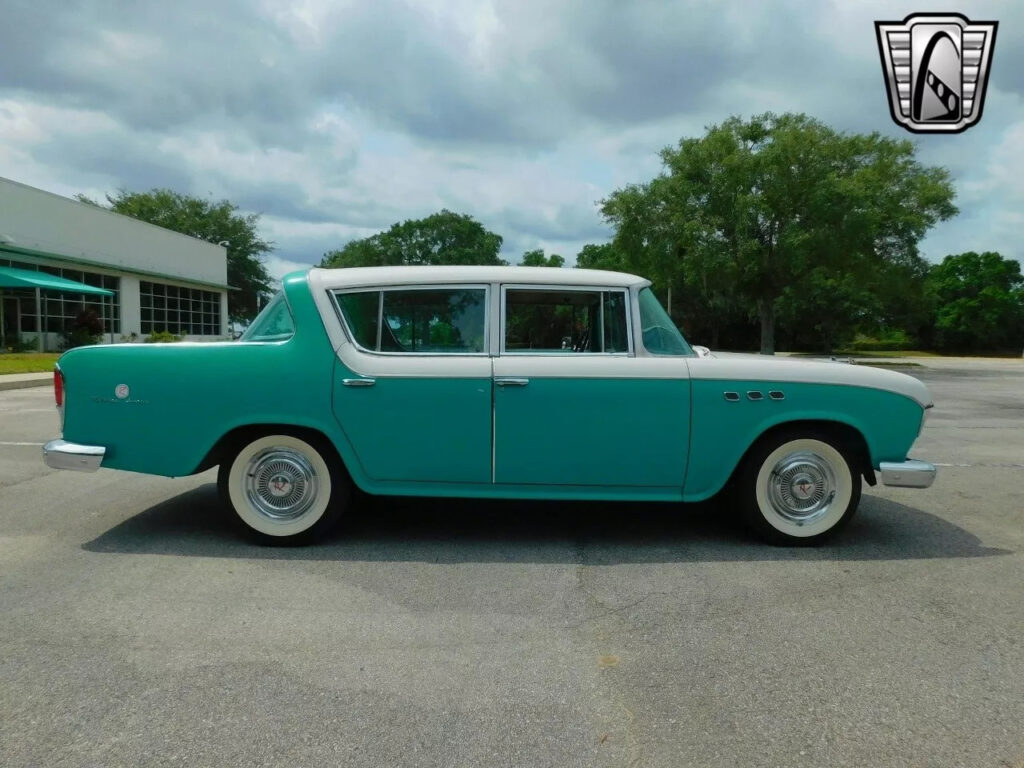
[308, 265, 649, 290]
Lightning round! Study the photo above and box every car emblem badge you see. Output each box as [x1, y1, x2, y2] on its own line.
[269, 475, 292, 497]
[114, 384, 130, 400]
[875, 13, 997, 133]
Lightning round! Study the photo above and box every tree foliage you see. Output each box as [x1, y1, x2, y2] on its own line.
[78, 189, 274, 324]
[575, 243, 627, 272]
[520, 249, 565, 267]
[925, 251, 1024, 351]
[601, 113, 958, 353]
[321, 210, 505, 268]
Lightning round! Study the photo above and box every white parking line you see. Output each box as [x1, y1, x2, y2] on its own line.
[934, 462, 1024, 468]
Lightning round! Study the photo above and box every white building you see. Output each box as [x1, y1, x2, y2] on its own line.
[0, 176, 230, 351]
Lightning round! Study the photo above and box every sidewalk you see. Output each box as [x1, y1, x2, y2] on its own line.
[0, 372, 52, 392]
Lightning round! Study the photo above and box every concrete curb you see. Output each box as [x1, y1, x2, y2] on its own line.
[0, 374, 52, 392]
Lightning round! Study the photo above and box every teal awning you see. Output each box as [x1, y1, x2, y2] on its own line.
[0, 265, 114, 296]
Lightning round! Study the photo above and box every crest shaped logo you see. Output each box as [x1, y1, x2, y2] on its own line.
[875, 13, 997, 133]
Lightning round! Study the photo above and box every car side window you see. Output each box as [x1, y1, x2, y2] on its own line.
[637, 287, 692, 356]
[334, 288, 487, 354]
[335, 291, 380, 349]
[504, 288, 628, 353]
[241, 291, 294, 341]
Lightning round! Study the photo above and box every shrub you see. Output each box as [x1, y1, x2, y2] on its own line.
[61, 309, 104, 350]
[6, 336, 39, 353]
[847, 330, 914, 352]
[145, 330, 183, 343]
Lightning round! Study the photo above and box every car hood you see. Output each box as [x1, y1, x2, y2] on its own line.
[684, 353, 932, 407]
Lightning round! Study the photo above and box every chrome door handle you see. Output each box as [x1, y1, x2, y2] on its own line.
[342, 378, 376, 387]
[494, 377, 529, 387]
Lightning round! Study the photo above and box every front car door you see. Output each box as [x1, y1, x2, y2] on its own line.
[329, 284, 493, 484]
[492, 284, 691, 489]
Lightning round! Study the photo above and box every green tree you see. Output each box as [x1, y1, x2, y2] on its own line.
[777, 251, 935, 353]
[863, 252, 934, 348]
[601, 179, 687, 316]
[925, 251, 1024, 352]
[78, 189, 274, 324]
[321, 210, 505, 268]
[776, 268, 880, 353]
[602, 113, 957, 354]
[576, 241, 746, 348]
[520, 249, 565, 267]
[575, 243, 627, 271]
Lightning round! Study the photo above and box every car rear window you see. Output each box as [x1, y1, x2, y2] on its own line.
[241, 292, 295, 342]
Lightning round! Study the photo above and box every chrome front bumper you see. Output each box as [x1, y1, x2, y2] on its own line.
[879, 459, 936, 488]
[43, 439, 105, 472]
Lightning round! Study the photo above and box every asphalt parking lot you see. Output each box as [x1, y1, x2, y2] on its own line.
[1, 360, 1022, 768]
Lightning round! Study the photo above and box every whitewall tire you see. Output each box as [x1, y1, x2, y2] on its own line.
[218, 433, 347, 544]
[737, 431, 861, 544]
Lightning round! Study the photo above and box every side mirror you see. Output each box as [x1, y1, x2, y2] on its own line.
[692, 345, 712, 358]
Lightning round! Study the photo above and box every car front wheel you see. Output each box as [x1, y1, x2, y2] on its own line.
[218, 433, 347, 545]
[737, 430, 861, 545]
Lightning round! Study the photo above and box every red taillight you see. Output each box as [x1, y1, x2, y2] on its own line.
[54, 369, 64, 407]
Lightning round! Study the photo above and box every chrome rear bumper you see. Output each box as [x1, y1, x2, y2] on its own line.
[43, 439, 105, 472]
[879, 459, 936, 488]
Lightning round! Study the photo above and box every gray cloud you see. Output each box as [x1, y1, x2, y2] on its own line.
[2, 0, 1022, 268]
[30, 129, 193, 195]
[0, 0, 909, 151]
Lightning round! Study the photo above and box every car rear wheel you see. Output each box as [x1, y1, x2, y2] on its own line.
[217, 433, 348, 545]
[737, 430, 861, 545]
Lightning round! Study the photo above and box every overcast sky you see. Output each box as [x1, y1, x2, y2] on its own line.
[1, 1, 1021, 281]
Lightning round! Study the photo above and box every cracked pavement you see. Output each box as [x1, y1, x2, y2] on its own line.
[1, 361, 1023, 767]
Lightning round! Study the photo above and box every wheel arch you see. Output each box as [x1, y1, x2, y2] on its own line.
[729, 419, 875, 492]
[194, 423, 352, 481]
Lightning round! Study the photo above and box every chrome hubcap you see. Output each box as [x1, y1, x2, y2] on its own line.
[767, 451, 836, 525]
[244, 448, 319, 521]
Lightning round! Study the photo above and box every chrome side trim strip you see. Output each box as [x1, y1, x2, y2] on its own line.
[42, 439, 105, 472]
[879, 459, 937, 488]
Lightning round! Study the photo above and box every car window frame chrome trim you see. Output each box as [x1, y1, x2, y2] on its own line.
[498, 283, 634, 357]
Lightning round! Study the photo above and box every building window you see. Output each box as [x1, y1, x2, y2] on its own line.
[140, 280, 222, 336]
[0, 258, 121, 334]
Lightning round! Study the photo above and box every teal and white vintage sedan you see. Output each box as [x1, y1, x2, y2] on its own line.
[43, 266, 936, 544]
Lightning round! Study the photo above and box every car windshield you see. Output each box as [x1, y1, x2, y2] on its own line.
[240, 292, 295, 342]
[637, 287, 692, 356]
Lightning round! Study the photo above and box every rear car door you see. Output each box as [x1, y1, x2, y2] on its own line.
[331, 284, 493, 484]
